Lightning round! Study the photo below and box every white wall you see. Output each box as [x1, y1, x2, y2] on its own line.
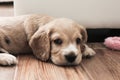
[14, 0, 120, 28]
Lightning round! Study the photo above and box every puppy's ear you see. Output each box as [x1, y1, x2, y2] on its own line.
[79, 25, 88, 53]
[79, 25, 88, 43]
[29, 28, 50, 61]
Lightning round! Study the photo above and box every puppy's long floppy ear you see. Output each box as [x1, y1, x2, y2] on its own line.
[78, 25, 88, 53]
[79, 25, 88, 43]
[29, 28, 50, 61]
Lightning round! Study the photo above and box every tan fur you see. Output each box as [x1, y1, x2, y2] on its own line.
[29, 30, 50, 61]
[0, 14, 95, 66]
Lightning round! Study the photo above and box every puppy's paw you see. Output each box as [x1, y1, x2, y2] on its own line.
[0, 54, 18, 65]
[83, 45, 96, 58]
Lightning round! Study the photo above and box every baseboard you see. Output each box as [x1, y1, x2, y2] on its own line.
[0, 1, 13, 5]
[87, 29, 120, 42]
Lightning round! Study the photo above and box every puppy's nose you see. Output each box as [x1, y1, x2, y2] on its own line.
[65, 52, 77, 63]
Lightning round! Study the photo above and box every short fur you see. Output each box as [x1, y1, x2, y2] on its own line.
[0, 14, 95, 66]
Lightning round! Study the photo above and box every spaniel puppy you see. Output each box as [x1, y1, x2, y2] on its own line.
[0, 14, 95, 66]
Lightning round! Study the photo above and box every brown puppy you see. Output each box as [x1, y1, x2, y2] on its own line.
[0, 14, 95, 66]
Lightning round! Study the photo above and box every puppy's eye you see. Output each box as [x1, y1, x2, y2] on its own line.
[76, 38, 81, 44]
[54, 38, 62, 45]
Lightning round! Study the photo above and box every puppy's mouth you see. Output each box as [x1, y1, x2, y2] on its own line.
[52, 61, 79, 67]
[49, 57, 79, 66]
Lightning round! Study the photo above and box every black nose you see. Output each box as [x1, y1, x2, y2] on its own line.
[65, 52, 77, 63]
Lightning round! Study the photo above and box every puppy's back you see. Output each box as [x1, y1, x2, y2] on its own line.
[0, 15, 31, 54]
[0, 14, 54, 54]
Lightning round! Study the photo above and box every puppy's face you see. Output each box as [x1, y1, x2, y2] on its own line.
[49, 19, 86, 65]
[30, 18, 87, 66]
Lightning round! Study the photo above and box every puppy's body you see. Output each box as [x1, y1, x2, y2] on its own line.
[0, 16, 31, 54]
[0, 15, 53, 54]
[0, 14, 95, 66]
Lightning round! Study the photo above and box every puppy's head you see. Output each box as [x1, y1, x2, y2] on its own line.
[29, 18, 87, 66]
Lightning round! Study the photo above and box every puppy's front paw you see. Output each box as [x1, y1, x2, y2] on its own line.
[83, 45, 96, 58]
[0, 54, 18, 65]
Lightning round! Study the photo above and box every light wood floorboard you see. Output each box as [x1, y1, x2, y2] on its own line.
[0, 43, 119, 80]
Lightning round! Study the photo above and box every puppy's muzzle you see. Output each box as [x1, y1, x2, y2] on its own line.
[65, 52, 77, 63]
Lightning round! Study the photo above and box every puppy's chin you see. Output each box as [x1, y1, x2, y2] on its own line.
[50, 55, 82, 66]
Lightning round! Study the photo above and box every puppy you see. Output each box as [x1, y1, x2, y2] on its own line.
[0, 14, 95, 66]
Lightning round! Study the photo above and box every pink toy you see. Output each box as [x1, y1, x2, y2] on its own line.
[104, 36, 120, 50]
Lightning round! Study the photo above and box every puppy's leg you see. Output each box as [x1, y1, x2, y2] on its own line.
[83, 44, 96, 57]
[0, 48, 17, 65]
[0, 53, 17, 65]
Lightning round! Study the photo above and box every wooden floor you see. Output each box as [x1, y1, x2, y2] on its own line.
[0, 43, 119, 80]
